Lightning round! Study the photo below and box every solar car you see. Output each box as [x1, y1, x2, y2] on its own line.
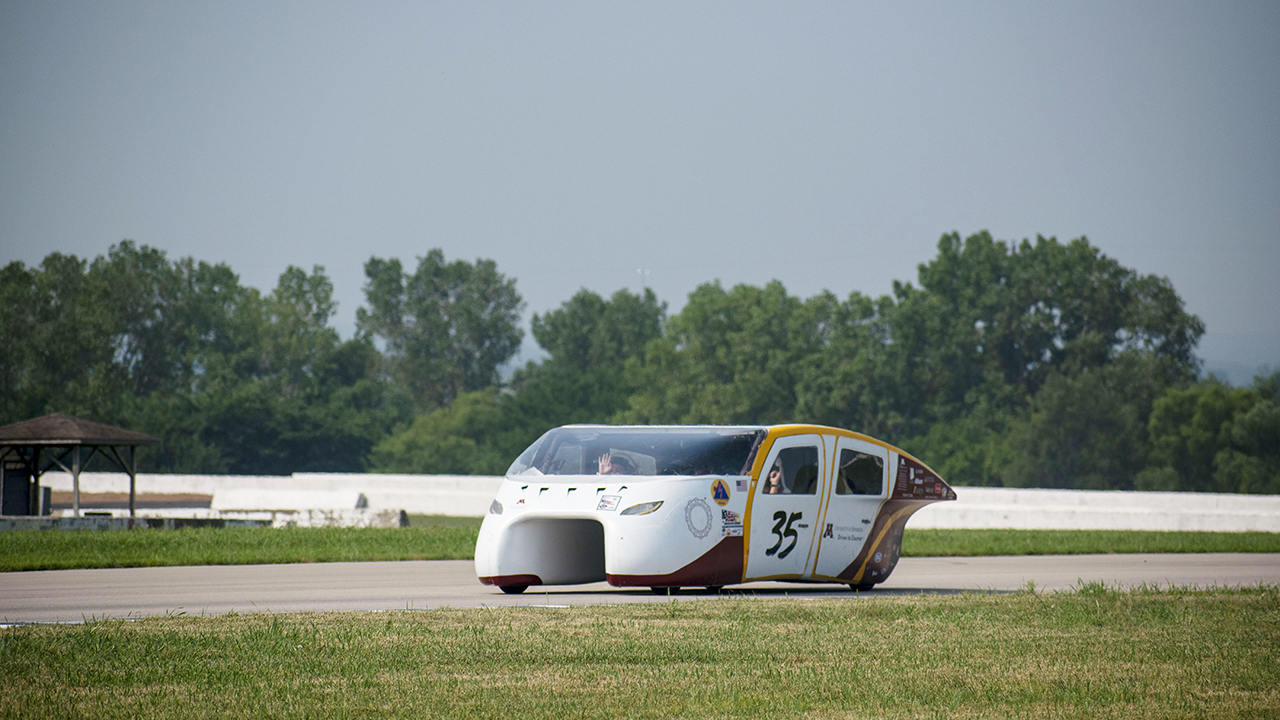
[475, 424, 955, 594]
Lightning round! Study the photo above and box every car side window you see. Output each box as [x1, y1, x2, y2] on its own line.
[762, 446, 820, 495]
[836, 449, 883, 495]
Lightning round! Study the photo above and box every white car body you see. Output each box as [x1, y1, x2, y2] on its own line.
[475, 424, 955, 593]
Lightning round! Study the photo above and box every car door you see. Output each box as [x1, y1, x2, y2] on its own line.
[744, 433, 827, 580]
[811, 435, 888, 580]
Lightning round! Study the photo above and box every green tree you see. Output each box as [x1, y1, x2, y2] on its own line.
[527, 287, 665, 420]
[371, 288, 666, 474]
[357, 250, 524, 412]
[883, 232, 1204, 484]
[260, 264, 341, 394]
[998, 353, 1172, 490]
[89, 241, 231, 397]
[1214, 386, 1280, 494]
[890, 231, 1204, 428]
[0, 253, 121, 423]
[175, 264, 406, 474]
[623, 281, 830, 425]
[2, 243, 405, 474]
[793, 292, 903, 438]
[1145, 378, 1253, 491]
[532, 288, 664, 373]
[1145, 371, 1280, 493]
[895, 408, 1014, 487]
[370, 389, 512, 475]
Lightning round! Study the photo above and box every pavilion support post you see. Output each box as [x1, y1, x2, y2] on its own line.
[28, 447, 41, 516]
[72, 446, 81, 518]
[128, 445, 137, 518]
[32, 447, 42, 516]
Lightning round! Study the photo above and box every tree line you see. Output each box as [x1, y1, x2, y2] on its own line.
[2, 233, 1276, 493]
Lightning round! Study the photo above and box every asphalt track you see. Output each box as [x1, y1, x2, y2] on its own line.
[2, 554, 1278, 624]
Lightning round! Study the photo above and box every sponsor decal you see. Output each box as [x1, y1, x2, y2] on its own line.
[735, 479, 749, 493]
[721, 509, 744, 537]
[597, 495, 621, 511]
[711, 478, 731, 507]
[515, 498, 526, 505]
[685, 498, 713, 539]
[825, 522, 867, 542]
[893, 455, 953, 500]
[873, 551, 883, 563]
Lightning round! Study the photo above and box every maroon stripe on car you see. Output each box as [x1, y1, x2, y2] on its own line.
[607, 537, 744, 588]
[478, 574, 543, 587]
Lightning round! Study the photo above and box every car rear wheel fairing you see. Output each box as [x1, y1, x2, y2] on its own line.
[496, 518, 606, 585]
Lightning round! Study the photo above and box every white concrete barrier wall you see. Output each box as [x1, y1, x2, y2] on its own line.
[40, 471, 503, 517]
[211, 489, 368, 511]
[910, 487, 1280, 532]
[39, 472, 1280, 532]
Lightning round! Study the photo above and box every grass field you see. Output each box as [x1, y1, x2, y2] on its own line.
[1, 520, 1278, 572]
[902, 527, 1280, 556]
[0, 520, 480, 572]
[1, 585, 1276, 718]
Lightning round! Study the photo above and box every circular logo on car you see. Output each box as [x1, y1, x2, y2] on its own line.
[685, 498, 712, 539]
[710, 478, 730, 507]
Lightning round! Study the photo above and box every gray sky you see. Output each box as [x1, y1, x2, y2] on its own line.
[3, 1, 1278, 379]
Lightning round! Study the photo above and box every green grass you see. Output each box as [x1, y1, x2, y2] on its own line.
[0, 523, 480, 572]
[903, 528, 1280, 556]
[1, 585, 1276, 719]
[1, 523, 1276, 573]
[405, 513, 484, 529]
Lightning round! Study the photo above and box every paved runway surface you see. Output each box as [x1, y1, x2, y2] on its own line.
[3, 554, 1278, 623]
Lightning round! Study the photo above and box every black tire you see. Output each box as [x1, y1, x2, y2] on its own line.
[500, 585, 529, 595]
[705, 586, 725, 593]
[849, 581, 875, 592]
[650, 586, 681, 596]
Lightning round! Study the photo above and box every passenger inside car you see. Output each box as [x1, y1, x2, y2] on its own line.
[763, 446, 819, 494]
[765, 459, 783, 493]
[597, 452, 638, 475]
[836, 450, 883, 495]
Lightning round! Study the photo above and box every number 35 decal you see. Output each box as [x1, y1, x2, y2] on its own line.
[766, 511, 802, 559]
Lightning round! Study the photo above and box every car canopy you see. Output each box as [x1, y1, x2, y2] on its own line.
[507, 425, 767, 477]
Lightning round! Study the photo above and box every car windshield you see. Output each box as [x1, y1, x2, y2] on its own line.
[507, 426, 767, 477]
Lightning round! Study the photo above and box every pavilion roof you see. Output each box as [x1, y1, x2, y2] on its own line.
[0, 413, 159, 447]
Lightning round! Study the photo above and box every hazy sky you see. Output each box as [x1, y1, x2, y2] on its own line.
[3, 1, 1278, 377]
